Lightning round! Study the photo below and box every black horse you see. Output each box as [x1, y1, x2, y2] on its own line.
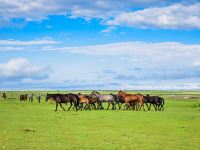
[68, 93, 80, 111]
[20, 94, 28, 101]
[45, 93, 79, 111]
[143, 95, 164, 111]
[110, 94, 125, 110]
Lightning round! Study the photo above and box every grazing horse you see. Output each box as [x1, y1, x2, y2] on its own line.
[143, 95, 164, 111]
[36, 94, 41, 103]
[77, 93, 91, 110]
[28, 94, 34, 102]
[118, 90, 145, 111]
[91, 91, 115, 110]
[45, 93, 79, 111]
[2, 93, 6, 100]
[20, 94, 28, 101]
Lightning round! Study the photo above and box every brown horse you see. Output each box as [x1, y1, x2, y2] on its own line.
[84, 95, 98, 110]
[118, 90, 145, 111]
[77, 93, 91, 110]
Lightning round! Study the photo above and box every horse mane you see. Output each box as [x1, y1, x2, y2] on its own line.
[92, 90, 100, 94]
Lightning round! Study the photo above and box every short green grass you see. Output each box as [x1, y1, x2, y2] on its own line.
[0, 91, 200, 150]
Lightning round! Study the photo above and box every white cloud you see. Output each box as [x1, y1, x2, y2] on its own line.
[0, 1, 199, 29]
[192, 60, 200, 66]
[0, 0, 163, 20]
[107, 3, 200, 29]
[42, 41, 200, 60]
[100, 26, 117, 33]
[1, 39, 200, 90]
[0, 38, 60, 51]
[0, 38, 60, 46]
[1, 39, 200, 68]
[0, 58, 47, 78]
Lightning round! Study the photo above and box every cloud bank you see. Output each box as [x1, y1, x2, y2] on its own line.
[0, 1, 200, 29]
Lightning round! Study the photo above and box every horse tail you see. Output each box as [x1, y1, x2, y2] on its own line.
[162, 98, 164, 109]
[159, 97, 164, 111]
[75, 94, 80, 107]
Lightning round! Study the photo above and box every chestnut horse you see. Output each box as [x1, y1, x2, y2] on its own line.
[118, 90, 145, 111]
[77, 93, 91, 110]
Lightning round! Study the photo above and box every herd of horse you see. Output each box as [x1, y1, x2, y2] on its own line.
[44, 90, 164, 111]
[19, 93, 41, 103]
[2, 91, 164, 111]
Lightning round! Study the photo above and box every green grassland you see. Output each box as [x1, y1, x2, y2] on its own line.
[0, 91, 200, 150]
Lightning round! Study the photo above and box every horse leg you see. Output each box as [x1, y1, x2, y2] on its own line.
[106, 102, 110, 110]
[145, 103, 149, 110]
[128, 103, 133, 110]
[141, 102, 146, 111]
[87, 103, 91, 110]
[98, 101, 103, 110]
[133, 102, 136, 110]
[118, 102, 122, 110]
[136, 101, 139, 111]
[55, 102, 58, 111]
[111, 101, 115, 110]
[123, 103, 127, 110]
[83, 103, 87, 110]
[92, 103, 96, 110]
[93, 103, 97, 110]
[161, 102, 164, 111]
[148, 104, 152, 110]
[153, 104, 157, 111]
[80, 103, 83, 111]
[59, 103, 66, 111]
[68, 101, 73, 111]
[101, 102, 104, 110]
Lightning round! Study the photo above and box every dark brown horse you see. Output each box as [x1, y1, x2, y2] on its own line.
[20, 94, 28, 101]
[85, 95, 98, 110]
[110, 94, 125, 110]
[45, 93, 79, 111]
[118, 90, 145, 111]
[2, 93, 6, 100]
[143, 95, 164, 111]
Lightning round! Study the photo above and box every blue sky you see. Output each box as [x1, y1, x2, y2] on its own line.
[0, 0, 200, 90]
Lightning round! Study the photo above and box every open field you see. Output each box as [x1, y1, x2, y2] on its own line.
[0, 91, 200, 150]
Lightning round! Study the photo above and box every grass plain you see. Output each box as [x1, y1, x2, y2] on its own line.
[0, 90, 200, 150]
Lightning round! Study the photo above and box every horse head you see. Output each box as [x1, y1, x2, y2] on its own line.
[91, 91, 100, 97]
[118, 90, 126, 97]
[45, 93, 50, 102]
